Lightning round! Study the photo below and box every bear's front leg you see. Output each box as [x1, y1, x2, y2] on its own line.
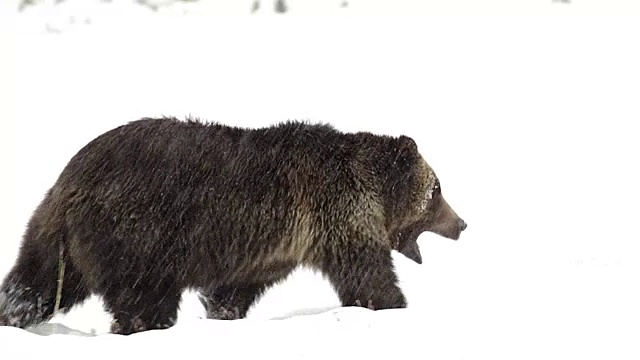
[199, 265, 295, 320]
[101, 278, 182, 335]
[319, 243, 407, 310]
[198, 284, 267, 320]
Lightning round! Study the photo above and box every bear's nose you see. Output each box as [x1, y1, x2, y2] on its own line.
[459, 219, 467, 231]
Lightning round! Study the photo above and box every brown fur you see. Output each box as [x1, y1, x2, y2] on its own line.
[0, 117, 466, 334]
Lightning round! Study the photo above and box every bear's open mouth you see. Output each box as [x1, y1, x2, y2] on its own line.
[399, 240, 422, 264]
[428, 220, 465, 241]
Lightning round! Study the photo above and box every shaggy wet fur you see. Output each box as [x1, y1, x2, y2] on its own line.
[0, 117, 466, 335]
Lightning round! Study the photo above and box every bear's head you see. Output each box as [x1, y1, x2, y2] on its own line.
[382, 135, 467, 264]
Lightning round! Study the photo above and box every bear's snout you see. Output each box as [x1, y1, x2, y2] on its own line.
[459, 219, 467, 231]
[427, 196, 466, 241]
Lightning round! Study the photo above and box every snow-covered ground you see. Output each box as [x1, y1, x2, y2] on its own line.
[1, 1, 640, 359]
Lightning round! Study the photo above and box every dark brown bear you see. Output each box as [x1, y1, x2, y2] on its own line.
[0, 117, 466, 335]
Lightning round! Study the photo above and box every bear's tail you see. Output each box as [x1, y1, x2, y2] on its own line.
[0, 210, 90, 329]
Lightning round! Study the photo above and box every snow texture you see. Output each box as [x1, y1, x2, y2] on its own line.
[1, 1, 640, 359]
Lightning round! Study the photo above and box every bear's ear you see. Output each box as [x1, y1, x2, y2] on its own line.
[394, 135, 419, 167]
[398, 135, 418, 153]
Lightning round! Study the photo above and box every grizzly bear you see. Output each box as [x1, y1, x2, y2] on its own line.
[0, 117, 466, 335]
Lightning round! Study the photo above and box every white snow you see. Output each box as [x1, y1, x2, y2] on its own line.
[1, 1, 640, 359]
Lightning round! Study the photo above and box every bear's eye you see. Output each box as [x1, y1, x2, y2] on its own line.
[427, 179, 440, 199]
[433, 179, 441, 195]
[419, 179, 438, 211]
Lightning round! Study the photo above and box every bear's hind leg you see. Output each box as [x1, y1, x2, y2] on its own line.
[319, 243, 407, 310]
[0, 240, 90, 328]
[102, 278, 182, 335]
